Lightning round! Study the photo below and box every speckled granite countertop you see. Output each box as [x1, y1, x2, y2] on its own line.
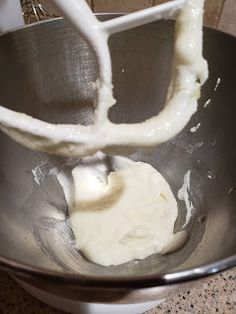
[0, 268, 235, 313]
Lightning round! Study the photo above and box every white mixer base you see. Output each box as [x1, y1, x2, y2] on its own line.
[14, 277, 165, 314]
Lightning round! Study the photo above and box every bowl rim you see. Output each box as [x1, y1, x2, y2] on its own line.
[0, 16, 236, 289]
[1, 254, 236, 288]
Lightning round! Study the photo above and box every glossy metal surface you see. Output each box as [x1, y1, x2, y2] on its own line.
[0, 16, 236, 301]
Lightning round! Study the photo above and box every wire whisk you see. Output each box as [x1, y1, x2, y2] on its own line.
[21, 0, 59, 24]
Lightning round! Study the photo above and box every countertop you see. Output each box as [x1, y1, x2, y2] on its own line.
[0, 268, 236, 313]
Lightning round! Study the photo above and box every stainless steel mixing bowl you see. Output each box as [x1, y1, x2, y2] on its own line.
[0, 15, 236, 303]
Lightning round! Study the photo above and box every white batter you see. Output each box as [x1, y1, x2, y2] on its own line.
[178, 170, 194, 229]
[63, 159, 187, 266]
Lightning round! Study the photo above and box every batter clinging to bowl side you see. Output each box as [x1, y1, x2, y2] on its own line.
[0, 0, 208, 266]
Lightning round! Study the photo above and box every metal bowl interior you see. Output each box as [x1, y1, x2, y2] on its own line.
[0, 16, 236, 288]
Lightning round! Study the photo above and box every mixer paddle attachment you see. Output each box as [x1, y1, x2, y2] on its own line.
[0, 0, 208, 157]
